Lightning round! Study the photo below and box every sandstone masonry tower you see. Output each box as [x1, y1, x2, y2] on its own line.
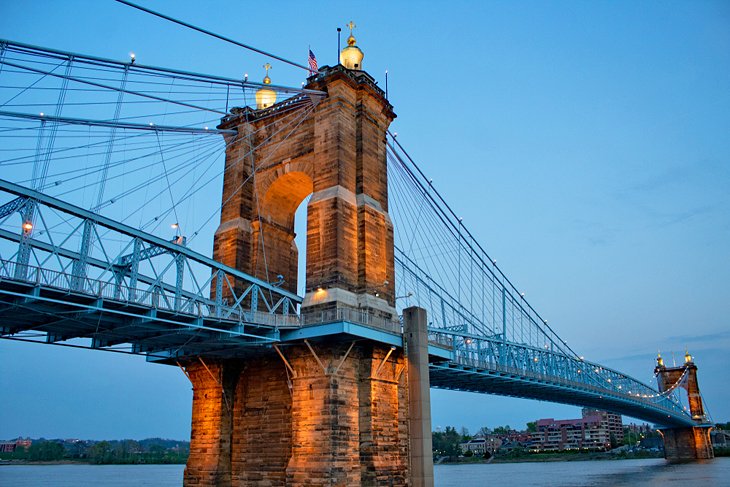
[183, 27, 433, 487]
[654, 352, 714, 461]
[211, 31, 395, 320]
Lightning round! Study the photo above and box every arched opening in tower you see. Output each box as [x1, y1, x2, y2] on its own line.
[293, 195, 311, 297]
[255, 170, 313, 296]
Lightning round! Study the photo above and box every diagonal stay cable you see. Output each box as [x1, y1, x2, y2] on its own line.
[154, 130, 181, 227]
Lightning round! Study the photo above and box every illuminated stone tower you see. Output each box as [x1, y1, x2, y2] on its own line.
[654, 352, 714, 461]
[184, 26, 434, 487]
[212, 28, 395, 320]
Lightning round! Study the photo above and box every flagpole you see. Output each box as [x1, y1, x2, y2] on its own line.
[337, 27, 342, 65]
[385, 69, 389, 99]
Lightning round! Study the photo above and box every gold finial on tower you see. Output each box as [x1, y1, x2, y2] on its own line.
[684, 349, 692, 364]
[657, 352, 664, 367]
[340, 20, 364, 70]
[346, 21, 357, 44]
[256, 63, 276, 109]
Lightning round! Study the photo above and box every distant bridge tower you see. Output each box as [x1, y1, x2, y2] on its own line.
[654, 351, 714, 461]
[183, 27, 433, 487]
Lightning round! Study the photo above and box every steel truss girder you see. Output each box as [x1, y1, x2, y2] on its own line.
[0, 283, 277, 352]
[0, 178, 301, 312]
[0, 197, 26, 219]
[429, 363, 694, 428]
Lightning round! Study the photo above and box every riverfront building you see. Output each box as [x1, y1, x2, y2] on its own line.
[528, 409, 623, 452]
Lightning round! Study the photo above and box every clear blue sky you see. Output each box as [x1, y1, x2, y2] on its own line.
[0, 0, 728, 440]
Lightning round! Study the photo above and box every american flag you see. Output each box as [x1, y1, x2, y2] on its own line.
[308, 49, 318, 74]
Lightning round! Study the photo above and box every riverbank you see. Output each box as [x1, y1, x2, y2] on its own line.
[0, 459, 186, 466]
[441, 449, 664, 465]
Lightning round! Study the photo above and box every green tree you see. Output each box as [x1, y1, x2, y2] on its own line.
[89, 441, 112, 464]
[432, 426, 463, 458]
[493, 425, 512, 435]
[526, 422, 537, 433]
[27, 441, 64, 461]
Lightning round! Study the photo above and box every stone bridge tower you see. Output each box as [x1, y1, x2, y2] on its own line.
[183, 29, 434, 487]
[654, 351, 714, 461]
[211, 40, 395, 321]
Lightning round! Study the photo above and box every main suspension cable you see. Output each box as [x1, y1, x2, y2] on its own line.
[114, 0, 312, 72]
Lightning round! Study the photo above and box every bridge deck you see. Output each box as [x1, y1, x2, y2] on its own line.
[0, 278, 279, 357]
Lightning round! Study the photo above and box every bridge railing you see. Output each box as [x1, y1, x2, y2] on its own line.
[431, 329, 688, 418]
[301, 306, 402, 334]
[0, 257, 302, 329]
[0, 180, 302, 329]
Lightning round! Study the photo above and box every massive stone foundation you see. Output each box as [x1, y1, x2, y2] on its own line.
[183, 308, 433, 486]
[660, 427, 714, 462]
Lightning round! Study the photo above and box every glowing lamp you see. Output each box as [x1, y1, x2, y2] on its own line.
[340, 41, 363, 70]
[256, 63, 277, 109]
[684, 350, 692, 363]
[22, 222, 33, 231]
[340, 21, 364, 70]
[256, 86, 276, 109]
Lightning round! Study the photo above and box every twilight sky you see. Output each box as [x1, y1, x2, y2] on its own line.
[1, 0, 728, 440]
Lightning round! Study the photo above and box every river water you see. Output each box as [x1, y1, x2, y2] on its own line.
[0, 458, 727, 486]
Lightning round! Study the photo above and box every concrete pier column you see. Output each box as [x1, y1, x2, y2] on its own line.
[403, 306, 434, 487]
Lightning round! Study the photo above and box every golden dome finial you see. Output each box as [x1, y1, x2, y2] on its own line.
[256, 63, 276, 109]
[340, 21, 364, 70]
[346, 20, 357, 45]
[656, 352, 664, 367]
[684, 349, 692, 363]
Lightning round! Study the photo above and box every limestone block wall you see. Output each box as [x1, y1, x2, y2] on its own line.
[183, 340, 411, 487]
[184, 361, 241, 487]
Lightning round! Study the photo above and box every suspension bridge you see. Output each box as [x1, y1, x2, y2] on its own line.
[0, 24, 713, 487]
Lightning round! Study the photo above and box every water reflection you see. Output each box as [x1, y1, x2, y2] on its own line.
[434, 458, 728, 486]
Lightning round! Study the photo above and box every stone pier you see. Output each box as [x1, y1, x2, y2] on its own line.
[183, 321, 434, 486]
